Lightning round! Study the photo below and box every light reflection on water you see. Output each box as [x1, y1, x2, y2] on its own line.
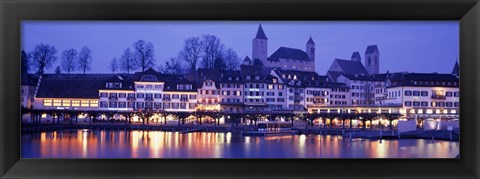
[21, 130, 459, 158]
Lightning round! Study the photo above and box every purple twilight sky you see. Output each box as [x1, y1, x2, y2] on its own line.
[21, 21, 459, 75]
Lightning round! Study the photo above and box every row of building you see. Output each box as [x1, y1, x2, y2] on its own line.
[21, 60, 459, 121]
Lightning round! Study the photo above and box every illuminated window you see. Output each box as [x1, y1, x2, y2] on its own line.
[90, 100, 98, 107]
[71, 100, 80, 107]
[43, 99, 52, 106]
[432, 90, 444, 96]
[267, 84, 274, 90]
[81, 100, 90, 107]
[62, 100, 71, 107]
[53, 99, 62, 106]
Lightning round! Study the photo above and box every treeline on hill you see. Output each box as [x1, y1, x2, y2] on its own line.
[22, 34, 241, 75]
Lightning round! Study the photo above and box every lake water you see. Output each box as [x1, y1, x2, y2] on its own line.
[21, 129, 459, 158]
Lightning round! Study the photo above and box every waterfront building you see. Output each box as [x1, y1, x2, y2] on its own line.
[241, 65, 271, 112]
[21, 74, 38, 109]
[196, 69, 221, 112]
[162, 80, 197, 113]
[252, 24, 316, 72]
[327, 82, 351, 106]
[219, 70, 244, 113]
[263, 69, 288, 112]
[273, 69, 328, 112]
[336, 74, 385, 105]
[32, 76, 103, 123]
[380, 73, 460, 127]
[98, 74, 135, 111]
[34, 77, 102, 112]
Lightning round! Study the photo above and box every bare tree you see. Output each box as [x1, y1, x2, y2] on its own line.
[60, 48, 77, 74]
[179, 37, 203, 72]
[21, 50, 30, 75]
[120, 47, 136, 74]
[133, 40, 155, 72]
[21, 50, 30, 85]
[77, 46, 92, 74]
[110, 57, 119, 74]
[223, 48, 240, 70]
[213, 54, 226, 71]
[201, 34, 224, 69]
[30, 43, 57, 74]
[55, 66, 61, 74]
[159, 57, 184, 74]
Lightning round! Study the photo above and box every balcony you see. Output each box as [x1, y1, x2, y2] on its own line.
[307, 103, 326, 107]
[145, 97, 154, 101]
[244, 101, 267, 106]
[180, 98, 188, 102]
[127, 96, 136, 100]
[163, 98, 171, 101]
[431, 95, 446, 100]
[108, 96, 118, 100]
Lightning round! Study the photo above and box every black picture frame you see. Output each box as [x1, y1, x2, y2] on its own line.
[1, 0, 479, 178]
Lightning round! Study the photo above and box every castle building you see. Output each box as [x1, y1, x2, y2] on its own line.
[364, 45, 380, 75]
[326, 58, 369, 82]
[251, 24, 316, 72]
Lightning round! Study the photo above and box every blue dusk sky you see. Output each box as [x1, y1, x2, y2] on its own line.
[21, 21, 459, 74]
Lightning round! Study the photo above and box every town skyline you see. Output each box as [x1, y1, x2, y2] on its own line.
[22, 21, 459, 74]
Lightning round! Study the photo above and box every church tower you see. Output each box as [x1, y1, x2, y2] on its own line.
[351, 52, 361, 62]
[306, 36, 315, 62]
[252, 24, 268, 65]
[364, 45, 379, 75]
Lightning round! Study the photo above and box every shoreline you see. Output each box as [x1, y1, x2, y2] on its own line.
[21, 123, 459, 141]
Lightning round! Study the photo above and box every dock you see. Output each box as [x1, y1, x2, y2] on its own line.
[178, 128, 201, 134]
[242, 130, 299, 136]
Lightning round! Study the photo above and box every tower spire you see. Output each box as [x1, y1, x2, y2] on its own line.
[255, 24, 268, 40]
[307, 35, 315, 44]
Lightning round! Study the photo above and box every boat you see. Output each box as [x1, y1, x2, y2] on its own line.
[242, 121, 298, 136]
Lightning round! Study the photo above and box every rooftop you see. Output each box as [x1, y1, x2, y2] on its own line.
[269, 47, 311, 62]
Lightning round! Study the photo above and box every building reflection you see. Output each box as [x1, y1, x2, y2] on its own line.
[24, 130, 459, 158]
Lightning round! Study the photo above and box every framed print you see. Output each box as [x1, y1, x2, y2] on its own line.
[1, 0, 479, 178]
